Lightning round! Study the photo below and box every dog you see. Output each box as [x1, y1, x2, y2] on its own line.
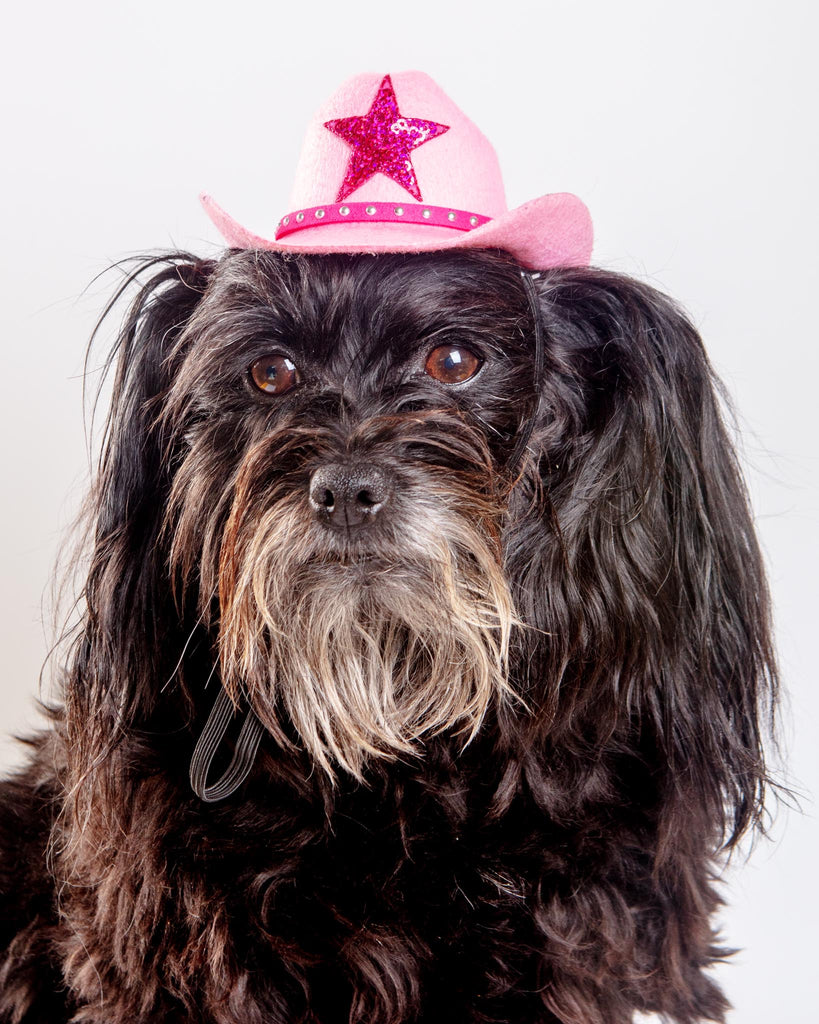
[0, 246, 778, 1023]
[0, 71, 778, 1024]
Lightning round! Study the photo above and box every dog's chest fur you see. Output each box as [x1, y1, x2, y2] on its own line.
[4, 730, 677, 1024]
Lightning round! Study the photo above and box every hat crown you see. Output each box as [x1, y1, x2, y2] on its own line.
[288, 71, 508, 218]
[200, 69, 593, 269]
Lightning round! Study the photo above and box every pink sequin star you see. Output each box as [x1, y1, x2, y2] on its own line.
[324, 74, 450, 203]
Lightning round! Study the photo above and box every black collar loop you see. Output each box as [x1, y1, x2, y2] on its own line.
[189, 687, 265, 803]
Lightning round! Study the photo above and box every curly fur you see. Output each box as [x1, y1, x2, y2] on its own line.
[0, 248, 777, 1023]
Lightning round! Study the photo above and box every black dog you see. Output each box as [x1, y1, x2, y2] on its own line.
[0, 248, 777, 1023]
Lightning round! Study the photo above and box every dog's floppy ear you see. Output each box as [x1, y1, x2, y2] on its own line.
[507, 267, 778, 852]
[65, 253, 217, 783]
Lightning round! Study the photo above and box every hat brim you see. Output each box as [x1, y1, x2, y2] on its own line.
[200, 192, 593, 270]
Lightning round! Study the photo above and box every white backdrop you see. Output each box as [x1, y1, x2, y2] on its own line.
[1, 1, 816, 1020]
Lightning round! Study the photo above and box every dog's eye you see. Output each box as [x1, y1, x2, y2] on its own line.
[249, 354, 300, 395]
[424, 345, 482, 384]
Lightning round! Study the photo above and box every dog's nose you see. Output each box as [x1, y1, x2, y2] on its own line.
[308, 463, 392, 528]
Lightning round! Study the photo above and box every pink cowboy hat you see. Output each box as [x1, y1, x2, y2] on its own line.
[202, 71, 593, 270]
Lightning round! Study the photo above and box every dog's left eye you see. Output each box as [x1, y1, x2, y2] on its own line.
[249, 354, 301, 395]
[424, 345, 482, 384]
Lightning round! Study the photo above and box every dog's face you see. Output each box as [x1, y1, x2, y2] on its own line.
[161, 250, 535, 779]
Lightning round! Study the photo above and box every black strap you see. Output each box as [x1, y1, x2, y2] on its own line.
[189, 687, 265, 803]
[507, 271, 545, 476]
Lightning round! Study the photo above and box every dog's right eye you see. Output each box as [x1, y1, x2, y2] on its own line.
[424, 345, 482, 384]
[249, 354, 301, 395]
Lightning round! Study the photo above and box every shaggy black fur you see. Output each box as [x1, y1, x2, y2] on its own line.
[0, 248, 777, 1023]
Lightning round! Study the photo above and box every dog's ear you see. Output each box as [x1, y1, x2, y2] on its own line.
[506, 267, 778, 852]
[65, 253, 217, 778]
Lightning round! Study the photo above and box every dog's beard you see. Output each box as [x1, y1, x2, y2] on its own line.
[202, 437, 518, 781]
